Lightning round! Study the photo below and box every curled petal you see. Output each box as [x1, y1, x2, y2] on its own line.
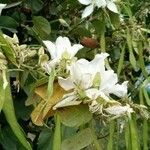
[53, 93, 81, 109]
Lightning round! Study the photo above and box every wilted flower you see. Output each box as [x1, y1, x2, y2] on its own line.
[78, 0, 118, 18]
[105, 104, 134, 117]
[43, 36, 83, 73]
[0, 4, 6, 15]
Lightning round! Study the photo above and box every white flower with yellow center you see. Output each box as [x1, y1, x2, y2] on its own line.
[43, 36, 83, 72]
[78, 0, 118, 18]
[0, 4, 6, 15]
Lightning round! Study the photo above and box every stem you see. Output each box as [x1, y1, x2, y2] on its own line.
[53, 114, 61, 150]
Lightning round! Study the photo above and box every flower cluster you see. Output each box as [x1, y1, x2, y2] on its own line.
[43, 36, 135, 118]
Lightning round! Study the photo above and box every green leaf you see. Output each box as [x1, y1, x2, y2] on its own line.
[129, 115, 140, 150]
[92, 20, 106, 35]
[26, 0, 43, 13]
[117, 44, 126, 76]
[126, 28, 137, 70]
[58, 105, 92, 127]
[61, 128, 93, 150]
[37, 128, 53, 150]
[0, 126, 25, 150]
[0, 16, 18, 32]
[0, 32, 17, 66]
[32, 16, 51, 40]
[2, 74, 32, 150]
[137, 42, 148, 78]
[109, 12, 120, 29]
[143, 120, 148, 150]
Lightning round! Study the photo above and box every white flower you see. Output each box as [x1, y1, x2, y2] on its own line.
[43, 36, 83, 70]
[105, 104, 134, 116]
[58, 53, 109, 91]
[54, 52, 128, 111]
[53, 53, 108, 109]
[0, 4, 6, 15]
[78, 0, 118, 18]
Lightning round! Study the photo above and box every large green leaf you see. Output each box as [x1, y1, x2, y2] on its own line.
[0, 126, 25, 150]
[58, 105, 92, 127]
[37, 128, 53, 150]
[0, 16, 18, 32]
[32, 16, 51, 40]
[61, 128, 93, 150]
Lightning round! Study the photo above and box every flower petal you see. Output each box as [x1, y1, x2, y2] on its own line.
[85, 88, 99, 99]
[100, 70, 118, 93]
[89, 53, 109, 74]
[43, 41, 56, 59]
[70, 44, 83, 58]
[78, 0, 92, 5]
[105, 104, 133, 116]
[109, 81, 128, 97]
[82, 4, 94, 18]
[107, 0, 118, 13]
[58, 77, 74, 91]
[0, 4, 6, 15]
[95, 0, 107, 8]
[53, 93, 80, 109]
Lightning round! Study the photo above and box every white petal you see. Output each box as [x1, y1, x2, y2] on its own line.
[43, 41, 56, 59]
[75, 59, 90, 73]
[85, 88, 99, 99]
[70, 44, 83, 57]
[78, 0, 92, 5]
[100, 70, 118, 93]
[95, 0, 107, 8]
[97, 91, 110, 101]
[89, 53, 108, 74]
[107, 1, 118, 13]
[0, 4, 6, 15]
[58, 77, 74, 91]
[56, 36, 71, 58]
[82, 4, 94, 18]
[80, 73, 93, 89]
[53, 93, 80, 109]
[47, 58, 59, 67]
[105, 105, 133, 115]
[109, 81, 128, 97]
